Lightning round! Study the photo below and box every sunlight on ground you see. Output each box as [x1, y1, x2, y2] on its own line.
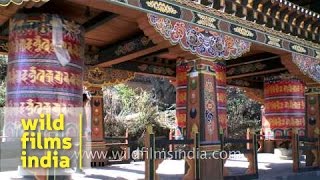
[0, 153, 315, 180]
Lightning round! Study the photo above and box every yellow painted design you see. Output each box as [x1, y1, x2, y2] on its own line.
[146, 1, 178, 15]
[233, 27, 254, 37]
[196, 13, 217, 29]
[8, 67, 82, 86]
[265, 100, 305, 110]
[316, 51, 320, 59]
[291, 45, 307, 54]
[265, 84, 305, 95]
[18, 99, 75, 116]
[9, 36, 82, 57]
[267, 36, 281, 47]
[84, 67, 135, 87]
[0, 0, 49, 7]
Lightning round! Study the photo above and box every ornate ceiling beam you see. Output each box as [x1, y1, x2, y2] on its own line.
[84, 66, 135, 87]
[103, 0, 320, 59]
[82, 11, 118, 32]
[88, 34, 155, 66]
[112, 58, 176, 78]
[147, 14, 251, 60]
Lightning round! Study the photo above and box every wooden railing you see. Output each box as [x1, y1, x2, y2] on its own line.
[104, 129, 130, 163]
[292, 134, 320, 172]
[222, 129, 258, 180]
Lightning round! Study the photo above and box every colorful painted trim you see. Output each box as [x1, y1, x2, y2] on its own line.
[0, 40, 8, 53]
[148, 14, 250, 60]
[0, 0, 48, 6]
[84, 66, 135, 87]
[105, 0, 320, 59]
[292, 53, 320, 83]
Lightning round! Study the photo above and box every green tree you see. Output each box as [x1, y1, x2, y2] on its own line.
[227, 87, 261, 139]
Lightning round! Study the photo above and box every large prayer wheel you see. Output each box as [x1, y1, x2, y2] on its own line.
[263, 75, 305, 139]
[5, 13, 84, 138]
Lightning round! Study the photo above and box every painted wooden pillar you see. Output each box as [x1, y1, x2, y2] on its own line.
[86, 86, 106, 167]
[185, 58, 223, 180]
[305, 88, 320, 167]
[214, 62, 228, 136]
[263, 75, 305, 140]
[176, 59, 188, 130]
[176, 60, 227, 136]
[88, 87, 104, 142]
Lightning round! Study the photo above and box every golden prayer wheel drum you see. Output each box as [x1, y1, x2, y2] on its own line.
[5, 13, 84, 138]
[263, 75, 305, 140]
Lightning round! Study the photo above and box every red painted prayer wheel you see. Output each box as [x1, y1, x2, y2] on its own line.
[263, 75, 305, 139]
[5, 14, 84, 138]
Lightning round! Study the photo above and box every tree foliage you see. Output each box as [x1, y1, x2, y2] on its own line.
[103, 84, 175, 144]
[227, 87, 261, 139]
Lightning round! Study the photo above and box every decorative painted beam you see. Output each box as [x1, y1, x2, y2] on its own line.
[87, 34, 156, 65]
[112, 58, 176, 77]
[291, 53, 320, 83]
[82, 11, 118, 32]
[227, 79, 264, 89]
[0, 0, 49, 6]
[226, 57, 286, 79]
[84, 66, 135, 87]
[105, 0, 320, 60]
[148, 14, 251, 60]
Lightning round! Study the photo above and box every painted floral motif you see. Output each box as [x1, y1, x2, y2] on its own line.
[204, 77, 216, 136]
[0, 0, 48, 6]
[148, 14, 251, 60]
[195, 13, 217, 29]
[267, 36, 281, 47]
[84, 67, 135, 87]
[146, 1, 178, 15]
[233, 27, 254, 38]
[292, 53, 320, 83]
[291, 44, 307, 54]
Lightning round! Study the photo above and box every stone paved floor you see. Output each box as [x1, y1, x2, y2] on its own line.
[1, 153, 320, 179]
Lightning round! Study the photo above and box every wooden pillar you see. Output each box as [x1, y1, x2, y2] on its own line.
[184, 58, 223, 180]
[305, 88, 320, 167]
[176, 59, 188, 130]
[214, 62, 228, 136]
[88, 87, 104, 142]
[87, 86, 106, 166]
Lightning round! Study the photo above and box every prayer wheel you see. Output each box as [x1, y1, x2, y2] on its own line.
[263, 75, 305, 139]
[5, 13, 84, 138]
